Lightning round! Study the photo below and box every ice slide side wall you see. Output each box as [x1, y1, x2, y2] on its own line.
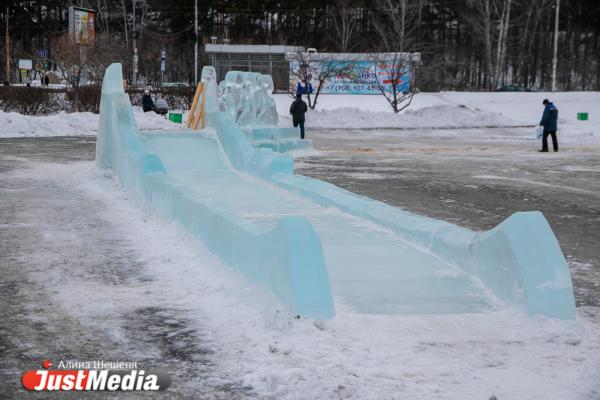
[96, 64, 335, 319]
[270, 163, 576, 320]
[269, 172, 575, 319]
[204, 86, 575, 319]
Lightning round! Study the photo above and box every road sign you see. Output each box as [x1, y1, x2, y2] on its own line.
[37, 49, 48, 58]
[18, 59, 33, 70]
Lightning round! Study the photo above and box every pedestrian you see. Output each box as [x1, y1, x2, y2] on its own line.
[539, 98, 559, 152]
[290, 92, 308, 139]
[142, 89, 154, 113]
[43, 74, 50, 86]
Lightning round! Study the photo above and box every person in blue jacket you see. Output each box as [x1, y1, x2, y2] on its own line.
[539, 99, 559, 152]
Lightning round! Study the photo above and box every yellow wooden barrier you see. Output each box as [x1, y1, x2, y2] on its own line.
[186, 82, 206, 130]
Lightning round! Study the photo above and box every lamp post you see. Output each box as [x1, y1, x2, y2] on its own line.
[132, 0, 137, 85]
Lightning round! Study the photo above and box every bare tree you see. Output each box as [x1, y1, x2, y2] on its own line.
[371, 53, 417, 113]
[120, 0, 129, 48]
[329, 0, 358, 52]
[371, 0, 422, 52]
[493, 0, 513, 87]
[288, 51, 353, 110]
[464, 0, 516, 89]
[52, 34, 85, 111]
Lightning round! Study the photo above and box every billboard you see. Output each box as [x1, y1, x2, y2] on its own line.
[69, 7, 95, 45]
[18, 59, 33, 70]
[289, 59, 411, 95]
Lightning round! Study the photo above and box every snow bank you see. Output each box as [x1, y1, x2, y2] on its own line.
[286, 105, 514, 129]
[0, 107, 183, 138]
[3, 91, 598, 142]
[274, 91, 600, 144]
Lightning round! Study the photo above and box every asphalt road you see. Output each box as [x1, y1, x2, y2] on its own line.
[0, 137, 250, 399]
[0, 133, 598, 398]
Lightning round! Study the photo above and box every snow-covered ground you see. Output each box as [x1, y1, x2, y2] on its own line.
[2, 90, 600, 398]
[0, 106, 183, 138]
[2, 92, 598, 146]
[274, 92, 600, 145]
[3, 158, 599, 399]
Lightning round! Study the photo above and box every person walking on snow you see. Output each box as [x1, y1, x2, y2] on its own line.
[290, 92, 308, 139]
[142, 89, 154, 113]
[539, 98, 559, 152]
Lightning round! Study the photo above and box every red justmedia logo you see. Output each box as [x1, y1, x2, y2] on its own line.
[21, 360, 171, 391]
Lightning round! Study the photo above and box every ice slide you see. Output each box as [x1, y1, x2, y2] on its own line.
[97, 64, 576, 320]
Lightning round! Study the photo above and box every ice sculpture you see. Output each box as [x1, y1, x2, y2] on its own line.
[217, 70, 278, 127]
[97, 64, 334, 319]
[206, 67, 575, 319]
[255, 75, 278, 126]
[97, 63, 576, 321]
[200, 66, 218, 113]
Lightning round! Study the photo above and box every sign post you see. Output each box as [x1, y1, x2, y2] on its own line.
[160, 50, 166, 87]
[18, 59, 32, 84]
[68, 6, 95, 86]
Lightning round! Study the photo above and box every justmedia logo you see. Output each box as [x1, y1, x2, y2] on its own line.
[21, 360, 171, 391]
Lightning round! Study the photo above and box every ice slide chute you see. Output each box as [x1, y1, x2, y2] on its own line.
[97, 64, 334, 319]
[97, 63, 576, 320]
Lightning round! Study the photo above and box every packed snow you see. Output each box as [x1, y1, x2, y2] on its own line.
[13, 160, 600, 400]
[274, 92, 600, 144]
[0, 107, 183, 138]
[1, 92, 598, 145]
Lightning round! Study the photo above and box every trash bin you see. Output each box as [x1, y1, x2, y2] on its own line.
[577, 112, 589, 121]
[168, 112, 183, 124]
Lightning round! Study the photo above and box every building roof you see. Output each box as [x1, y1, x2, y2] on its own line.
[205, 44, 305, 54]
[285, 52, 422, 63]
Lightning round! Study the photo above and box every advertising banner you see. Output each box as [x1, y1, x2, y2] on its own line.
[18, 59, 33, 70]
[289, 59, 410, 95]
[69, 7, 96, 45]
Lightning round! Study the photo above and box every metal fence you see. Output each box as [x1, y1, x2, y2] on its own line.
[208, 52, 291, 92]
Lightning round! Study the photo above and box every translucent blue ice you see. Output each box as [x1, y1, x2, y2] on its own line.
[218, 70, 278, 127]
[97, 63, 576, 320]
[97, 64, 334, 319]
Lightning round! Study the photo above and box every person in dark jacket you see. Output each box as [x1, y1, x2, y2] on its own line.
[142, 89, 154, 112]
[290, 93, 308, 139]
[539, 99, 559, 152]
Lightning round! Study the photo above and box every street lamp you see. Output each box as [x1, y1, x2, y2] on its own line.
[132, 0, 137, 85]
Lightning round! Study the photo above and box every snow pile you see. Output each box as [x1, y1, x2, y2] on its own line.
[315, 105, 512, 129]
[274, 92, 600, 143]
[279, 103, 514, 130]
[0, 107, 183, 138]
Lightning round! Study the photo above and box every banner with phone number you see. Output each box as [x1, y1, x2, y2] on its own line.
[289, 60, 410, 95]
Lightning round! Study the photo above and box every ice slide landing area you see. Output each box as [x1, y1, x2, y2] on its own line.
[97, 63, 576, 320]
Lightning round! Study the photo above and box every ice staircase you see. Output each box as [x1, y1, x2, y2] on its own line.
[243, 127, 313, 153]
[97, 63, 577, 320]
